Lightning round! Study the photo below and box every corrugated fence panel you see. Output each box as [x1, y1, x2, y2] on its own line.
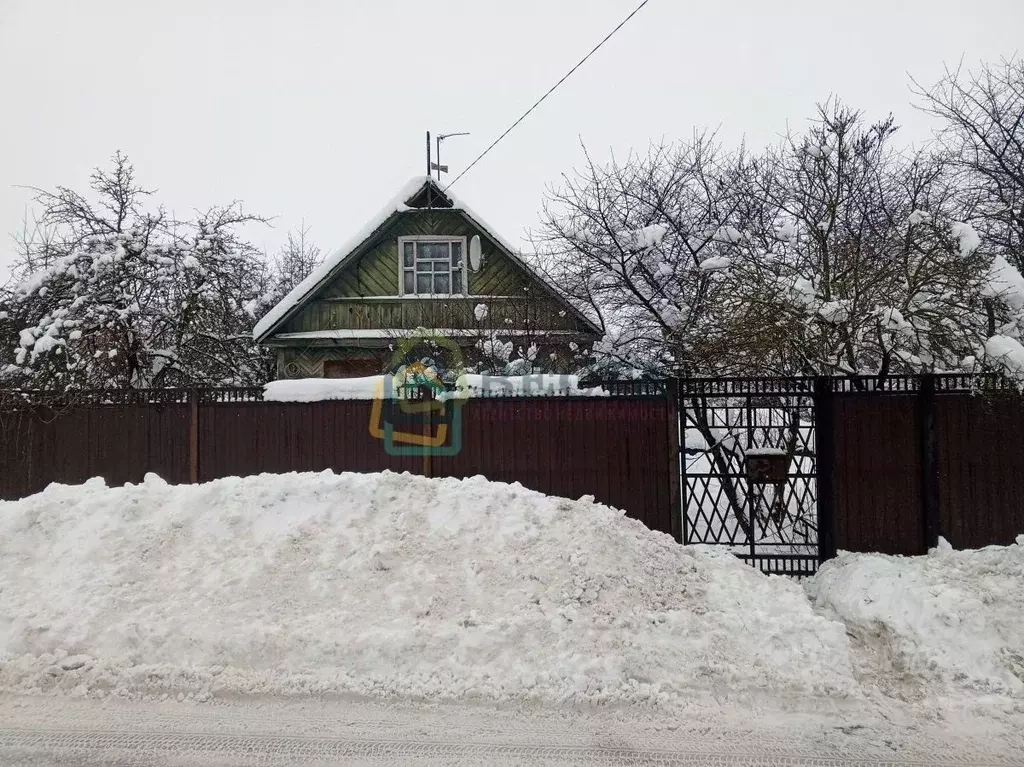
[432, 398, 673, 536]
[197, 401, 421, 482]
[833, 394, 924, 555]
[937, 394, 1024, 549]
[0, 405, 190, 499]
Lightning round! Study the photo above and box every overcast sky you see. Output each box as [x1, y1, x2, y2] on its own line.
[1, 0, 1021, 279]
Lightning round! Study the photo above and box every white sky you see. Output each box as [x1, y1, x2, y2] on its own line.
[1, 0, 1021, 279]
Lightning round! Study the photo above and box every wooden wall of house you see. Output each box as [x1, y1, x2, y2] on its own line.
[273, 342, 585, 379]
[279, 210, 589, 334]
[280, 297, 584, 333]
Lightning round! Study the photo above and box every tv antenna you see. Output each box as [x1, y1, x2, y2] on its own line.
[426, 131, 470, 180]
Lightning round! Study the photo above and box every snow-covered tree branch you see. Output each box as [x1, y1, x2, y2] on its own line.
[3, 153, 278, 389]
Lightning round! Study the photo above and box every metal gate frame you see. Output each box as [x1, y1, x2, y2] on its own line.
[677, 377, 825, 576]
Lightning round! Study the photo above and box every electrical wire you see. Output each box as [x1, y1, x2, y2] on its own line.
[444, 0, 653, 189]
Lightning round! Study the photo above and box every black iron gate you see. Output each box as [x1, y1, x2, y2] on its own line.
[678, 378, 821, 576]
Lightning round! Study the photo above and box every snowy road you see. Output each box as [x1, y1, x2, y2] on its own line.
[1, 694, 1021, 766]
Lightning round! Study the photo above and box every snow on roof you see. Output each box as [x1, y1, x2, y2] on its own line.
[253, 177, 431, 340]
[254, 176, 601, 341]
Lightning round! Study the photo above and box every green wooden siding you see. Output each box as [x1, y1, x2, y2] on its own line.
[280, 209, 593, 335]
[279, 296, 583, 333]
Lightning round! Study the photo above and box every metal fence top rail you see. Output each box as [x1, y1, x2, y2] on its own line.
[0, 372, 1017, 408]
[677, 372, 1018, 396]
[0, 380, 665, 408]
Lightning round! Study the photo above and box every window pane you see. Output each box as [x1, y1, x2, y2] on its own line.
[433, 261, 448, 272]
[403, 242, 415, 267]
[452, 270, 463, 294]
[416, 274, 432, 293]
[419, 242, 448, 260]
[403, 271, 414, 294]
[434, 273, 450, 294]
[451, 242, 462, 266]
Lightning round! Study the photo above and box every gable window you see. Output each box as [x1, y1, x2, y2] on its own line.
[398, 237, 467, 296]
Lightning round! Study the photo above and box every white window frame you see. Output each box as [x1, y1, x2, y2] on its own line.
[397, 236, 469, 298]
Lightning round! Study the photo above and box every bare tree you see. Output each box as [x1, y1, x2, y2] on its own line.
[914, 58, 1024, 271]
[271, 221, 323, 299]
[714, 101, 991, 378]
[535, 134, 747, 377]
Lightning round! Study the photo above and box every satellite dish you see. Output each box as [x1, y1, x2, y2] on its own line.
[469, 235, 482, 272]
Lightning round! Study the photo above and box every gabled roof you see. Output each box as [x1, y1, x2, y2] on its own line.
[253, 176, 601, 342]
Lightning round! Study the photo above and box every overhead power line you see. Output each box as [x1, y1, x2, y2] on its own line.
[445, 0, 653, 189]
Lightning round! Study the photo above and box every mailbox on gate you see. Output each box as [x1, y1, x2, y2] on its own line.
[745, 448, 790, 483]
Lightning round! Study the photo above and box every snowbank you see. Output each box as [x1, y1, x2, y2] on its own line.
[0, 472, 855, 705]
[809, 538, 1024, 698]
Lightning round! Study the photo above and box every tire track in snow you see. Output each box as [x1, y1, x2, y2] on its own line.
[0, 695, 1019, 766]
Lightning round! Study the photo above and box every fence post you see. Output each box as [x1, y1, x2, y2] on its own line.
[813, 376, 837, 563]
[189, 389, 200, 484]
[666, 378, 683, 543]
[918, 374, 940, 551]
[422, 395, 433, 479]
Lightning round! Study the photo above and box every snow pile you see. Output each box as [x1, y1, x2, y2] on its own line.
[0, 472, 856, 705]
[809, 537, 1024, 698]
[264, 376, 389, 401]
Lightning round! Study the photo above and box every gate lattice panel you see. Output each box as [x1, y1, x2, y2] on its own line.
[679, 378, 819, 576]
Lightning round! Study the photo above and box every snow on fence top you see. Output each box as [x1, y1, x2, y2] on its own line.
[263, 374, 610, 402]
[263, 376, 386, 402]
[449, 374, 608, 399]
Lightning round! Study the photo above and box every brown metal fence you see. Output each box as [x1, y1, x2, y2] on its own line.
[830, 394, 924, 555]
[3, 377, 1023, 566]
[0, 388, 679, 540]
[936, 393, 1024, 550]
[825, 375, 1024, 557]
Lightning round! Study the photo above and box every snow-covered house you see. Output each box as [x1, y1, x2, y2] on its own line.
[254, 176, 601, 378]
